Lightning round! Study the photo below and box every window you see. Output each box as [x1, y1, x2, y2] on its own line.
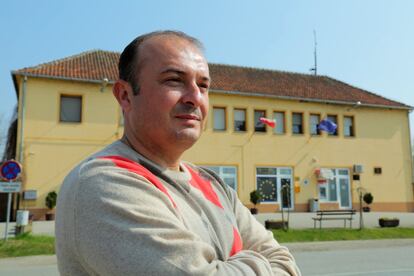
[273, 112, 285, 134]
[213, 107, 226, 130]
[343, 116, 354, 137]
[292, 113, 303, 134]
[256, 167, 293, 207]
[234, 109, 246, 132]
[257, 168, 277, 202]
[318, 168, 351, 208]
[204, 166, 237, 190]
[327, 115, 338, 136]
[309, 114, 321, 135]
[60, 95, 82, 123]
[254, 110, 266, 132]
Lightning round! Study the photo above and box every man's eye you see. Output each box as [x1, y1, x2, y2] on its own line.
[165, 78, 181, 84]
[198, 83, 209, 90]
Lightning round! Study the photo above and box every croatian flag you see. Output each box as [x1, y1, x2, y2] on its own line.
[318, 118, 337, 134]
[259, 117, 276, 128]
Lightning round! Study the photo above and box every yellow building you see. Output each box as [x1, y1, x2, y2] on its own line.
[2, 50, 413, 220]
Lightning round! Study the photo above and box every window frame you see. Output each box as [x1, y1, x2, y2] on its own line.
[203, 165, 238, 191]
[273, 110, 286, 135]
[327, 114, 339, 136]
[255, 166, 293, 205]
[254, 109, 267, 133]
[291, 112, 304, 135]
[343, 115, 355, 137]
[233, 108, 247, 132]
[212, 106, 227, 131]
[318, 168, 350, 203]
[59, 94, 83, 123]
[309, 113, 321, 136]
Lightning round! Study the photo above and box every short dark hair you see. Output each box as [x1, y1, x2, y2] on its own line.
[118, 30, 204, 95]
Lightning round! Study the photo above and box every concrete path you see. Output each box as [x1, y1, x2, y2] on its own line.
[1, 211, 413, 237]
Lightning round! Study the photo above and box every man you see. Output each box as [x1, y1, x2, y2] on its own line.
[56, 30, 301, 275]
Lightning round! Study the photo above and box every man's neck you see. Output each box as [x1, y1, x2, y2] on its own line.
[121, 135, 182, 171]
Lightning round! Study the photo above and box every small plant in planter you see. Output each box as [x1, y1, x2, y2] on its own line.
[265, 219, 288, 230]
[362, 192, 373, 212]
[45, 191, 57, 220]
[250, 190, 261, 215]
[379, 217, 399, 228]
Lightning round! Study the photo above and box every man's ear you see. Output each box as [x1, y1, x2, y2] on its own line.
[113, 79, 133, 112]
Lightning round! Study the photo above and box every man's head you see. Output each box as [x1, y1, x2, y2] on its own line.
[118, 30, 204, 95]
[113, 31, 210, 167]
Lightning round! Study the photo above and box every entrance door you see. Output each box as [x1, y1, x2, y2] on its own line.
[339, 178, 351, 209]
[280, 178, 293, 210]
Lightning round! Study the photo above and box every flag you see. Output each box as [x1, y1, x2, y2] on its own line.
[318, 118, 337, 134]
[259, 117, 276, 128]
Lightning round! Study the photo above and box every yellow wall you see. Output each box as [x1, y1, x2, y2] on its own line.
[184, 92, 414, 210]
[14, 77, 414, 214]
[15, 77, 122, 212]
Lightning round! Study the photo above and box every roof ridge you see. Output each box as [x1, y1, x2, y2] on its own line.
[209, 62, 325, 79]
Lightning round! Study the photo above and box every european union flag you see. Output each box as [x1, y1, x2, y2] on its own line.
[318, 119, 337, 134]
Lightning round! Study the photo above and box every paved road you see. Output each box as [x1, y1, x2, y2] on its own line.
[0, 255, 58, 276]
[289, 239, 414, 275]
[1, 239, 413, 275]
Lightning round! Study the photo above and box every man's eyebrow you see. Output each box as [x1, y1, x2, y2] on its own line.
[160, 68, 186, 75]
[160, 68, 211, 82]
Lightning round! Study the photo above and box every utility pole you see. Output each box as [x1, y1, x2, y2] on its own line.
[357, 185, 365, 230]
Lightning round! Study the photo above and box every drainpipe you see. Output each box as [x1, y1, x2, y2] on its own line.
[407, 111, 414, 205]
[15, 75, 28, 214]
[18, 75, 27, 163]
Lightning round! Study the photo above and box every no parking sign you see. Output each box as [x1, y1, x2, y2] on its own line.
[1, 160, 22, 181]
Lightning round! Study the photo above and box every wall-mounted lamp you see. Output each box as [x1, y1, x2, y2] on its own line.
[100, 77, 109, 92]
[347, 101, 362, 111]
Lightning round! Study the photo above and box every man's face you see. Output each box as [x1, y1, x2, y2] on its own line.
[126, 36, 210, 152]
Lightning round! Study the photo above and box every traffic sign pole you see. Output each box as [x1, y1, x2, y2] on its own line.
[1, 161, 22, 241]
[4, 186, 12, 241]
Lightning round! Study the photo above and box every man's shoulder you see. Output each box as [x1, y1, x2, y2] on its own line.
[183, 162, 234, 197]
[60, 141, 131, 185]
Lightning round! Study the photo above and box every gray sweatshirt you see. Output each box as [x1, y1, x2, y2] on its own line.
[56, 140, 301, 275]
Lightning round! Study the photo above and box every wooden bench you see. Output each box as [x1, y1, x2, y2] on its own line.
[312, 209, 356, 229]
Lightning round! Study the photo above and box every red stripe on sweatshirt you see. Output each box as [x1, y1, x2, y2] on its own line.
[229, 227, 243, 256]
[186, 166, 223, 209]
[99, 155, 177, 208]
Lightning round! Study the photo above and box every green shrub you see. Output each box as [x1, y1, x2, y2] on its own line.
[363, 192, 373, 205]
[45, 191, 57, 210]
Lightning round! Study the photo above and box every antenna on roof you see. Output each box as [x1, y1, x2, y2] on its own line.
[309, 30, 318, 76]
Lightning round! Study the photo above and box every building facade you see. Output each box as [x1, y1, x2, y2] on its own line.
[3, 50, 413, 220]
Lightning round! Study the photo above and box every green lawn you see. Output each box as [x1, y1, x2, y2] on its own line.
[1, 228, 414, 258]
[272, 227, 414, 243]
[0, 233, 55, 258]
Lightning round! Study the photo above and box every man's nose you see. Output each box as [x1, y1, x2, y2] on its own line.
[182, 82, 203, 107]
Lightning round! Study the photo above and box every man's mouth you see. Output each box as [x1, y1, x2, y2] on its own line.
[175, 114, 201, 121]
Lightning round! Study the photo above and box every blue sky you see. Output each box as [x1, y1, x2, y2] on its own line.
[1, 0, 413, 151]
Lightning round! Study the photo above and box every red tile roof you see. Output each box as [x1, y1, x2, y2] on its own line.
[12, 50, 411, 109]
